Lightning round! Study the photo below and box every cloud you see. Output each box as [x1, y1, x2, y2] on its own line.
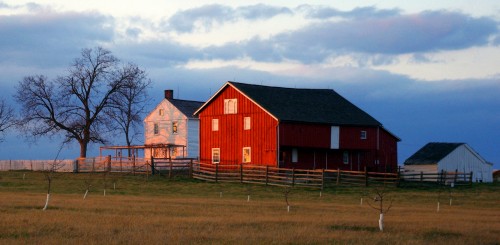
[298, 5, 400, 19]
[197, 10, 498, 64]
[0, 5, 114, 67]
[165, 4, 292, 33]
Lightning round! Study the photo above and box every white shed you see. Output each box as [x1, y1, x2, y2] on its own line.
[403, 143, 493, 183]
[143, 90, 203, 160]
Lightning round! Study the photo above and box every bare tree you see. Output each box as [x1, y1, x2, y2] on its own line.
[105, 71, 151, 157]
[365, 187, 394, 232]
[0, 98, 15, 142]
[42, 145, 65, 211]
[15, 47, 148, 158]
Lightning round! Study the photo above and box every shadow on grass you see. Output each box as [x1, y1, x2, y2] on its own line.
[422, 229, 461, 241]
[330, 224, 378, 232]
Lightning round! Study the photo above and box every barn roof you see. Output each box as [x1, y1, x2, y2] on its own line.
[404, 143, 464, 165]
[196, 81, 382, 126]
[168, 99, 204, 119]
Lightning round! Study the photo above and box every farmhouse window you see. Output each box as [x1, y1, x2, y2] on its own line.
[360, 131, 367, 140]
[224, 99, 237, 114]
[172, 121, 178, 134]
[212, 119, 219, 131]
[159, 109, 164, 116]
[212, 148, 220, 164]
[154, 123, 159, 135]
[343, 151, 349, 164]
[244, 117, 251, 130]
[242, 147, 251, 163]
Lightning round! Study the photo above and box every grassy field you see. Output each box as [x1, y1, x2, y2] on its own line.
[1, 171, 499, 244]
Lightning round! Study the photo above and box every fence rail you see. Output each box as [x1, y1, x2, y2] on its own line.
[1, 159, 474, 188]
[192, 163, 400, 189]
[400, 169, 473, 186]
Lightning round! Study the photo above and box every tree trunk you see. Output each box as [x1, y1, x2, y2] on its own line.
[43, 193, 50, 211]
[79, 141, 88, 158]
[378, 213, 384, 231]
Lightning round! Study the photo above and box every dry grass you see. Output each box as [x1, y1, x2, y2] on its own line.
[1, 171, 499, 244]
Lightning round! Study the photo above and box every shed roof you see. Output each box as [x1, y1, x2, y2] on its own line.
[168, 98, 204, 119]
[404, 143, 464, 165]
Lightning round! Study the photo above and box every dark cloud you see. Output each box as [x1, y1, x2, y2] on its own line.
[0, 7, 114, 67]
[298, 5, 400, 19]
[165, 4, 292, 33]
[198, 10, 498, 63]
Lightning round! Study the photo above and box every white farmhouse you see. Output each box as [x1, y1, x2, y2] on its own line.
[404, 142, 493, 183]
[143, 90, 203, 160]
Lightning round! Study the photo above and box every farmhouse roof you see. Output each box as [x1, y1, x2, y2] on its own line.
[195, 81, 382, 126]
[404, 143, 464, 165]
[168, 98, 204, 119]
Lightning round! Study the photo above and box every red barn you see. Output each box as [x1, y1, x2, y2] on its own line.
[194, 82, 400, 172]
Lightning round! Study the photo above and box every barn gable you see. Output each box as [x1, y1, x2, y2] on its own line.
[144, 90, 203, 159]
[404, 142, 492, 182]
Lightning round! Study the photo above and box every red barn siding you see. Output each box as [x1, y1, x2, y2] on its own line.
[279, 123, 331, 148]
[199, 86, 278, 166]
[339, 127, 378, 149]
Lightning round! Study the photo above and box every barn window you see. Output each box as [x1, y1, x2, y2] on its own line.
[242, 147, 251, 163]
[244, 117, 251, 130]
[292, 148, 298, 163]
[159, 109, 164, 116]
[172, 121, 178, 134]
[153, 123, 159, 135]
[360, 131, 367, 140]
[224, 99, 237, 114]
[212, 148, 220, 164]
[343, 151, 349, 164]
[212, 119, 219, 131]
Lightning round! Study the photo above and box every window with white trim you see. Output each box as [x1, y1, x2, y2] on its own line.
[172, 121, 178, 134]
[343, 151, 349, 164]
[224, 99, 237, 114]
[360, 130, 367, 140]
[242, 147, 251, 163]
[292, 148, 298, 163]
[244, 117, 251, 130]
[212, 148, 220, 164]
[153, 123, 159, 135]
[212, 119, 219, 131]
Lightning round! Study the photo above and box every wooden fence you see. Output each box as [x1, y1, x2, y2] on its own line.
[75, 156, 151, 174]
[0, 160, 75, 172]
[399, 169, 473, 187]
[192, 163, 400, 189]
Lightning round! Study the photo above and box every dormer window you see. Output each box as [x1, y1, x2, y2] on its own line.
[224, 99, 237, 114]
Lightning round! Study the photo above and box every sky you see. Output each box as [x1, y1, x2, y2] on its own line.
[0, 0, 499, 169]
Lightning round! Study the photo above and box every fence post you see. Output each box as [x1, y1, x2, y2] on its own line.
[189, 159, 193, 179]
[92, 158, 95, 172]
[364, 166, 368, 187]
[469, 171, 473, 185]
[420, 171, 423, 183]
[240, 164, 243, 183]
[454, 169, 458, 185]
[336, 168, 340, 185]
[151, 157, 155, 176]
[169, 157, 173, 179]
[73, 159, 78, 173]
[215, 163, 219, 183]
[265, 165, 269, 186]
[106, 155, 112, 172]
[321, 169, 325, 190]
[292, 168, 295, 186]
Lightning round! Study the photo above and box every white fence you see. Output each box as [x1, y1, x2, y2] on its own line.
[0, 160, 75, 172]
